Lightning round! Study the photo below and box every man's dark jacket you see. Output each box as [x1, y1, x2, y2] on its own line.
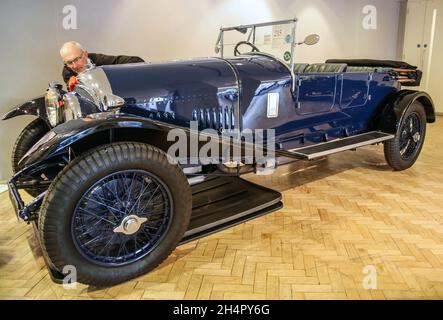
[62, 53, 145, 84]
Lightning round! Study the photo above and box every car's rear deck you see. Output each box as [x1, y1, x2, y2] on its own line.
[291, 59, 421, 86]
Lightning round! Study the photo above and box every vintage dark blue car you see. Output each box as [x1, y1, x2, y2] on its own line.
[3, 19, 435, 286]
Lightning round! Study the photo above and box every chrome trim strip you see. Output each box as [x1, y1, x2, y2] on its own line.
[290, 20, 297, 91]
[187, 176, 206, 185]
[183, 166, 203, 174]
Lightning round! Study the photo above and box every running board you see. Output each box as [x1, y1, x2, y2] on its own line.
[277, 131, 394, 160]
[180, 176, 282, 244]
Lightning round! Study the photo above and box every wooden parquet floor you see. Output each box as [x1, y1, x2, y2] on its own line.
[1, 119, 443, 300]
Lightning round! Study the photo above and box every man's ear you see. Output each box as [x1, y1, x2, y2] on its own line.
[84, 51, 89, 58]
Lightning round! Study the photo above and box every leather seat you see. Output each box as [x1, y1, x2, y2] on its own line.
[293, 63, 309, 74]
[304, 63, 347, 73]
[346, 66, 392, 73]
[346, 66, 376, 72]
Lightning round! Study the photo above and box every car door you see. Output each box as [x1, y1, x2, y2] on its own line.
[340, 73, 370, 108]
[295, 73, 340, 115]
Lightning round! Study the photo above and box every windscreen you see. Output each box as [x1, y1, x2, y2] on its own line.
[221, 23, 294, 64]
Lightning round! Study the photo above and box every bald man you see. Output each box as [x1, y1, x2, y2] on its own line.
[60, 41, 144, 91]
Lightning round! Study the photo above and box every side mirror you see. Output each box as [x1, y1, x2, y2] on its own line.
[303, 34, 320, 46]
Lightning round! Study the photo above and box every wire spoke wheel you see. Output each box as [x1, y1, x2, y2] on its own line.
[398, 112, 422, 161]
[72, 170, 173, 266]
[39, 142, 192, 286]
[384, 101, 427, 171]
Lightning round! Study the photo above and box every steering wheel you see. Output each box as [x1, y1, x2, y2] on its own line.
[234, 41, 260, 56]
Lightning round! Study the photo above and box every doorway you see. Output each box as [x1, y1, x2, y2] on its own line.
[403, 0, 443, 114]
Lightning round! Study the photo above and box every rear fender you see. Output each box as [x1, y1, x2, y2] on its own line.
[374, 90, 435, 135]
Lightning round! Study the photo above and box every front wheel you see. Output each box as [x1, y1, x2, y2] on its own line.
[12, 118, 50, 196]
[38, 142, 192, 286]
[384, 101, 427, 171]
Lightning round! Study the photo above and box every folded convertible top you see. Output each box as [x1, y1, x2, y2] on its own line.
[326, 59, 421, 87]
[325, 59, 417, 69]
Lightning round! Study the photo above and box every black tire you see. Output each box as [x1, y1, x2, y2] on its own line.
[38, 142, 192, 286]
[12, 118, 50, 197]
[384, 101, 427, 171]
[12, 118, 49, 173]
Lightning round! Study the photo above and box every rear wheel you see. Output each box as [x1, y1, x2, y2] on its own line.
[12, 118, 50, 196]
[38, 142, 192, 286]
[384, 101, 427, 171]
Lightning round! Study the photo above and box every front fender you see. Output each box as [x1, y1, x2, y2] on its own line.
[20, 112, 176, 167]
[2, 95, 49, 124]
[375, 90, 435, 134]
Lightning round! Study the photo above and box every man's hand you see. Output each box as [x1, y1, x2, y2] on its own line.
[68, 76, 79, 91]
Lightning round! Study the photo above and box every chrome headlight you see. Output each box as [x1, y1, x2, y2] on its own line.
[45, 86, 63, 127]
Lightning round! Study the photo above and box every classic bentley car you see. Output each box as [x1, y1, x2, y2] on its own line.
[3, 19, 435, 286]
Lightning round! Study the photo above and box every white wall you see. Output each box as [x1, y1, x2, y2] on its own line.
[402, 0, 443, 113]
[0, 0, 403, 180]
[425, 0, 443, 114]
[49, 0, 403, 63]
[0, 0, 61, 180]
